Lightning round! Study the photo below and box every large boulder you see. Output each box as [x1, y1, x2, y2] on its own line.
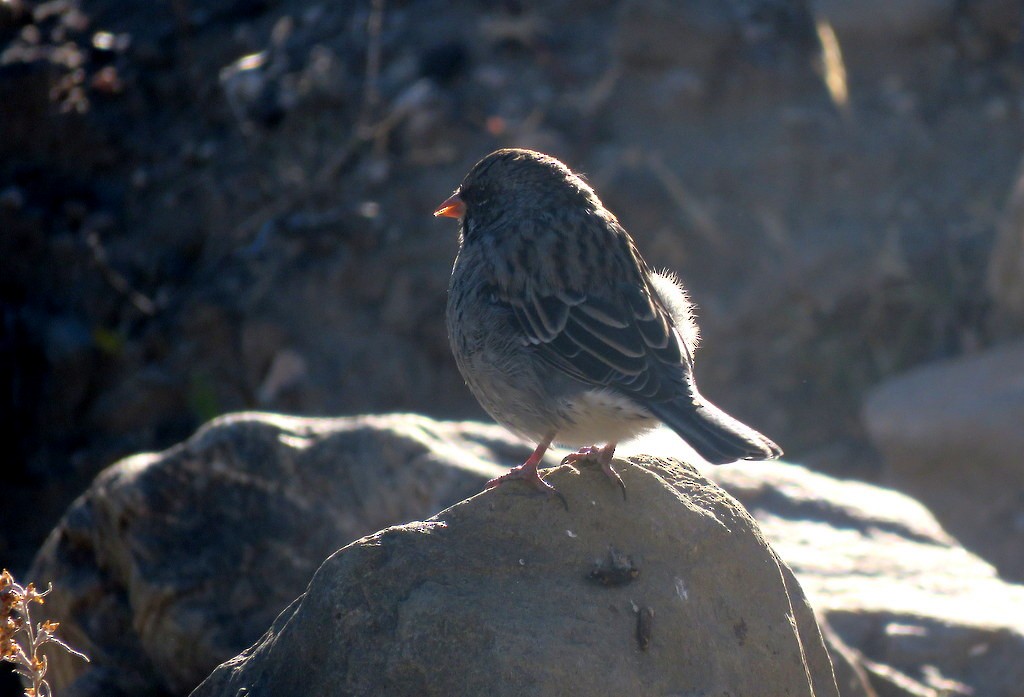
[26, 412, 538, 696]
[861, 340, 1024, 582]
[190, 455, 839, 697]
[27, 413, 1024, 697]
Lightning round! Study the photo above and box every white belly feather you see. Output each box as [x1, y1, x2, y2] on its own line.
[554, 389, 661, 447]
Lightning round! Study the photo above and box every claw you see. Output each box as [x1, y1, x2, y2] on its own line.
[485, 434, 568, 510]
[601, 460, 626, 501]
[486, 462, 568, 510]
[560, 442, 625, 500]
[561, 445, 601, 466]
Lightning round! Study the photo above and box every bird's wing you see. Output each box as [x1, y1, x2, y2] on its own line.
[497, 278, 693, 404]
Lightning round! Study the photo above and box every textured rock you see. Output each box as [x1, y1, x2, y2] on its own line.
[630, 429, 1024, 697]
[708, 459, 1024, 696]
[27, 413, 535, 696]
[29, 415, 1024, 697]
[861, 341, 1024, 581]
[190, 456, 839, 697]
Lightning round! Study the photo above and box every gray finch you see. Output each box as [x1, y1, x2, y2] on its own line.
[436, 148, 781, 495]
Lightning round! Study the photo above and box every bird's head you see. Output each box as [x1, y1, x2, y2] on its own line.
[434, 148, 602, 242]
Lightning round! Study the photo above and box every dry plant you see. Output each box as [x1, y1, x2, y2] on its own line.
[2, 569, 89, 697]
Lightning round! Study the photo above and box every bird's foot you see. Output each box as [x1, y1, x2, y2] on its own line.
[561, 443, 625, 500]
[486, 439, 567, 509]
[561, 445, 602, 465]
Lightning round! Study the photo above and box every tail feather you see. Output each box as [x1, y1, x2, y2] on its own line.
[645, 391, 782, 465]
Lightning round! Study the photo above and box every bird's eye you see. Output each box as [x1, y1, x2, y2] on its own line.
[462, 186, 488, 209]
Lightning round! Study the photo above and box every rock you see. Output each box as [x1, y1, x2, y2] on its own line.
[816, 623, 875, 697]
[861, 341, 1024, 581]
[27, 413, 535, 696]
[629, 429, 1024, 696]
[190, 456, 839, 697]
[30, 415, 1024, 697]
[708, 458, 1024, 697]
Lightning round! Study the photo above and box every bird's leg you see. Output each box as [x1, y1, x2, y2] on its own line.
[486, 435, 567, 509]
[561, 442, 625, 500]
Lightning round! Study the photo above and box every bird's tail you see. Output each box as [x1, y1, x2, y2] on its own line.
[646, 389, 782, 465]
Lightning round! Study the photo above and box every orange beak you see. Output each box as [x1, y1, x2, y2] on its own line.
[433, 193, 466, 219]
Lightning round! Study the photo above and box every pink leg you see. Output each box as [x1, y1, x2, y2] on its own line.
[486, 435, 567, 508]
[561, 442, 625, 499]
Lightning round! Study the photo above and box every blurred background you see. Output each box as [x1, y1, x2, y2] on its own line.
[2, 0, 1023, 591]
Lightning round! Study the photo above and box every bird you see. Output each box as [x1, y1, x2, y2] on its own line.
[435, 148, 781, 499]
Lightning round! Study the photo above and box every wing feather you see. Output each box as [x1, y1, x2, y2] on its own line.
[495, 278, 690, 404]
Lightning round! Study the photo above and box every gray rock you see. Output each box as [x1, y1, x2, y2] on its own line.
[720, 460, 1024, 696]
[635, 430, 1024, 696]
[861, 341, 1024, 581]
[190, 456, 840, 697]
[29, 415, 1024, 697]
[28, 413, 532, 696]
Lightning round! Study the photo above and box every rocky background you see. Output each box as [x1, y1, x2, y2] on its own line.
[2, 0, 1024, 693]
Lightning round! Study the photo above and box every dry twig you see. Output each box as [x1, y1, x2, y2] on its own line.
[2, 570, 90, 697]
